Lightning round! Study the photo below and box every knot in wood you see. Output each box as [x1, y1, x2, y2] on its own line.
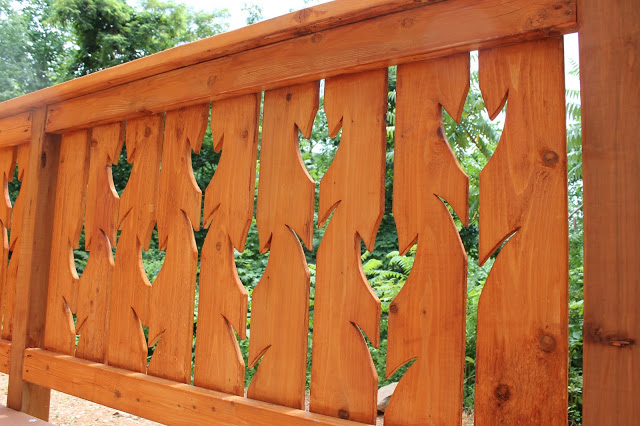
[286, 93, 293, 101]
[494, 384, 510, 402]
[539, 334, 557, 352]
[542, 150, 559, 166]
[389, 304, 399, 314]
[338, 409, 350, 420]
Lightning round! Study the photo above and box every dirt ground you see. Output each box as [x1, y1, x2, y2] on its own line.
[1, 373, 472, 425]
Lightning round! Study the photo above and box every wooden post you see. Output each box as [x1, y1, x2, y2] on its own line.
[580, 1, 640, 424]
[7, 106, 60, 420]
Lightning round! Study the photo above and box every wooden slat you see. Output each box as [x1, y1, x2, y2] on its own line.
[2, 145, 28, 341]
[475, 38, 567, 424]
[106, 115, 163, 373]
[249, 83, 318, 409]
[0, 147, 16, 340]
[23, 348, 360, 426]
[194, 94, 259, 395]
[75, 123, 124, 363]
[0, 339, 10, 373]
[387, 54, 469, 424]
[0, 0, 445, 120]
[44, 0, 576, 133]
[44, 131, 90, 356]
[0, 112, 31, 147]
[7, 106, 61, 420]
[148, 104, 207, 384]
[310, 70, 386, 424]
[580, 0, 640, 423]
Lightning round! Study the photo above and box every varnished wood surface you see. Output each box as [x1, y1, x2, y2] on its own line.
[0, 113, 31, 148]
[44, 131, 90, 356]
[249, 83, 318, 409]
[580, 0, 640, 423]
[0, 147, 15, 342]
[0, 339, 10, 373]
[194, 95, 259, 395]
[310, 70, 386, 424]
[0, 0, 447, 119]
[7, 107, 60, 420]
[475, 38, 568, 425]
[23, 348, 362, 426]
[387, 54, 469, 425]
[106, 115, 163, 373]
[43, 0, 576, 133]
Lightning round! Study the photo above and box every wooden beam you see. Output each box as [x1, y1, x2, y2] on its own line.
[580, 0, 640, 424]
[45, 0, 576, 133]
[6, 107, 60, 420]
[0, 340, 10, 374]
[22, 349, 361, 426]
[0, 112, 31, 148]
[0, 0, 444, 120]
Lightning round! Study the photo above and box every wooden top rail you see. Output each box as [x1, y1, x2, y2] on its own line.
[0, 0, 576, 134]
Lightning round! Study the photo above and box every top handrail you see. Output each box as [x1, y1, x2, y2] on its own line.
[0, 0, 442, 120]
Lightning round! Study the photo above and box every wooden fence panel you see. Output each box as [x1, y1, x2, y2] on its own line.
[44, 131, 90, 355]
[248, 83, 318, 409]
[475, 38, 568, 424]
[310, 69, 386, 424]
[106, 115, 163, 373]
[194, 94, 259, 395]
[75, 123, 124, 363]
[148, 104, 207, 383]
[3, 145, 29, 341]
[0, 147, 16, 341]
[387, 54, 470, 425]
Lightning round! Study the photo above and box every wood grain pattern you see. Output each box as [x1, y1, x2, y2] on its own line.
[0, 147, 16, 339]
[580, 0, 640, 423]
[475, 38, 567, 424]
[7, 106, 60, 419]
[194, 94, 259, 395]
[43, 0, 576, 133]
[2, 144, 28, 341]
[0, 1, 446, 120]
[107, 115, 163, 373]
[148, 104, 207, 383]
[0, 112, 31, 147]
[0, 339, 10, 373]
[75, 123, 124, 363]
[23, 348, 361, 426]
[44, 131, 90, 356]
[387, 55, 469, 425]
[310, 70, 386, 424]
[249, 83, 318, 409]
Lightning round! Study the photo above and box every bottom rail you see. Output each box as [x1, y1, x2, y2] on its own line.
[0, 340, 10, 374]
[22, 349, 360, 426]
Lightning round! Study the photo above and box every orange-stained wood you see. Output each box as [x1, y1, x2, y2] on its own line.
[0, 0, 446, 120]
[7, 106, 60, 420]
[0, 147, 16, 339]
[44, 131, 90, 356]
[194, 94, 259, 395]
[310, 70, 386, 424]
[148, 104, 207, 383]
[475, 38, 568, 424]
[2, 145, 28, 341]
[249, 82, 318, 409]
[107, 115, 163, 373]
[0, 112, 31, 147]
[75, 123, 124, 363]
[43, 0, 576, 133]
[580, 0, 640, 422]
[386, 54, 469, 425]
[0, 339, 10, 373]
[23, 348, 362, 426]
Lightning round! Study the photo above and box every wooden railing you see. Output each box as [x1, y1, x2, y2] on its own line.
[0, 0, 637, 424]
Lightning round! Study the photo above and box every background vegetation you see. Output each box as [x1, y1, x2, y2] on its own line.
[1, 1, 583, 423]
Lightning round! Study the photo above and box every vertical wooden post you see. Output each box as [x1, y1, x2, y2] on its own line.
[7, 106, 60, 420]
[580, 1, 640, 424]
